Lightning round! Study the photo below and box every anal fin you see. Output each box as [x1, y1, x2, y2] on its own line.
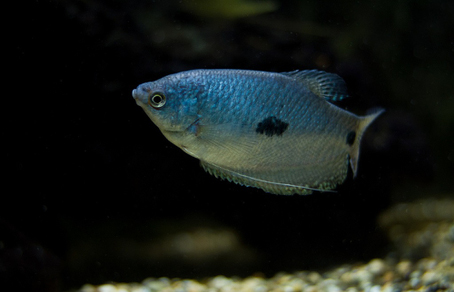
[200, 161, 334, 195]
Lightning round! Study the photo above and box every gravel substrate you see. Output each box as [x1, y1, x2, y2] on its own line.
[78, 256, 454, 292]
[76, 199, 454, 292]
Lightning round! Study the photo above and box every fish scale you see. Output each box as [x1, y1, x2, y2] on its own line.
[132, 69, 383, 195]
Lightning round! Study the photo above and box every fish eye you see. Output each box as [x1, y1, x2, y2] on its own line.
[148, 92, 166, 108]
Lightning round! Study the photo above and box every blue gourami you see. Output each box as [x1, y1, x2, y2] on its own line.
[132, 69, 383, 195]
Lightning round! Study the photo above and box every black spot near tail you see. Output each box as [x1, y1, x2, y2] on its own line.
[256, 116, 289, 137]
[346, 131, 356, 145]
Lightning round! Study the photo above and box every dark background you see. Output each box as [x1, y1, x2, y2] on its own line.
[4, 0, 453, 291]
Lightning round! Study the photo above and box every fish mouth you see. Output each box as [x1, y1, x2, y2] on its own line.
[132, 92, 146, 108]
[132, 89, 142, 104]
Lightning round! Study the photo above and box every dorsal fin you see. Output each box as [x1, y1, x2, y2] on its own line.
[281, 69, 349, 101]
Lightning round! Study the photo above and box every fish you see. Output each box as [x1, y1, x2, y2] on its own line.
[132, 69, 383, 195]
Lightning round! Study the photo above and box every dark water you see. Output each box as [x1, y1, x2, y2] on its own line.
[4, 0, 453, 291]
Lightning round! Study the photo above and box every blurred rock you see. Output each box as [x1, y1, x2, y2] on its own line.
[67, 216, 258, 284]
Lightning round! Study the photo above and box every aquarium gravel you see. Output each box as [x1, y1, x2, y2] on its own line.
[76, 199, 454, 292]
[78, 255, 453, 292]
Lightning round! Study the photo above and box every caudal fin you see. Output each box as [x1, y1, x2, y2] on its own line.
[349, 108, 385, 177]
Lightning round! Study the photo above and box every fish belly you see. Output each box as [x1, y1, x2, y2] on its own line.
[193, 124, 351, 195]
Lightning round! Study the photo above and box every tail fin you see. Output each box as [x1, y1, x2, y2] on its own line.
[349, 108, 385, 177]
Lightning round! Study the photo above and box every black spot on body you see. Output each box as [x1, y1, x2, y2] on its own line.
[256, 116, 289, 137]
[346, 131, 356, 145]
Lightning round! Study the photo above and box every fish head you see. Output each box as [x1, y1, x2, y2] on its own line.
[132, 73, 202, 145]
